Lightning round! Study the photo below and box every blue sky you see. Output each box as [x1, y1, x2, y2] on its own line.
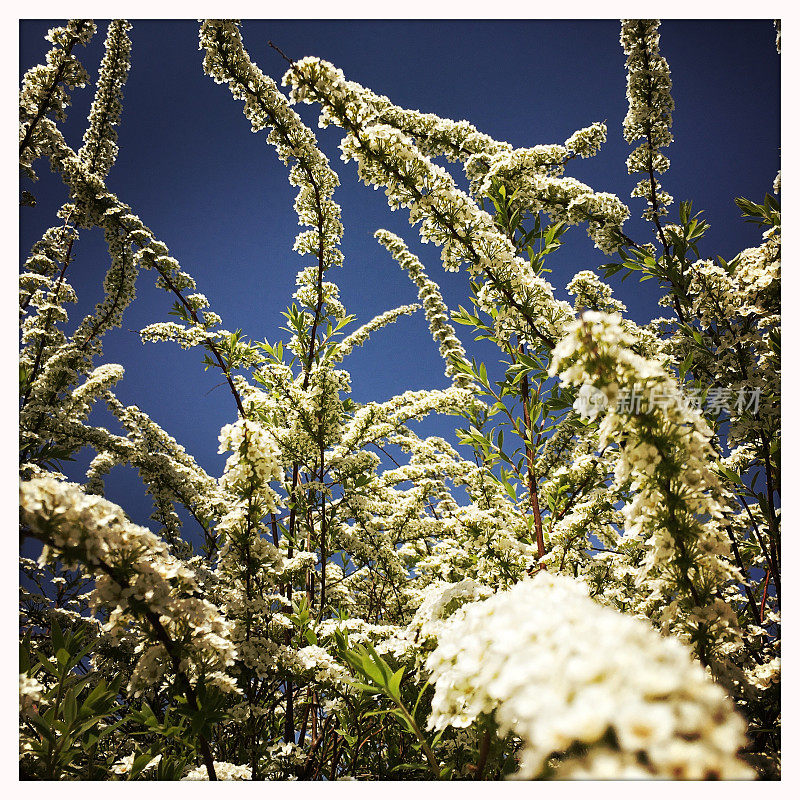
[19, 19, 780, 534]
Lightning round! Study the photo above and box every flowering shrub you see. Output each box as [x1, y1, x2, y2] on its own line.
[426, 573, 753, 779]
[19, 19, 779, 781]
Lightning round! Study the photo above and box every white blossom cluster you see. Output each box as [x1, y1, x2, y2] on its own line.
[200, 21, 343, 277]
[539, 447, 624, 575]
[334, 385, 472, 459]
[375, 230, 472, 388]
[293, 266, 346, 319]
[17, 17, 779, 781]
[550, 312, 741, 657]
[381, 459, 535, 594]
[621, 19, 675, 219]
[19, 19, 96, 177]
[566, 269, 627, 314]
[91, 391, 226, 548]
[656, 224, 779, 452]
[20, 477, 237, 695]
[218, 418, 283, 512]
[19, 224, 79, 306]
[477, 147, 629, 254]
[392, 578, 491, 653]
[334, 304, 419, 361]
[281, 364, 350, 462]
[564, 122, 608, 159]
[140, 321, 216, 350]
[183, 761, 252, 780]
[284, 57, 572, 348]
[111, 753, 161, 777]
[426, 572, 753, 779]
[21, 45, 231, 398]
[286, 54, 510, 175]
[19, 674, 44, 714]
[212, 524, 288, 683]
[77, 20, 131, 177]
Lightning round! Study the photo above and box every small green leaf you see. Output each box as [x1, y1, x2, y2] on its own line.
[387, 666, 405, 699]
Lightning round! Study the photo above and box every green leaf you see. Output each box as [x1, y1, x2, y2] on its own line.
[387, 666, 405, 699]
[55, 647, 71, 669]
[51, 619, 65, 654]
[19, 637, 31, 674]
[364, 643, 393, 684]
[363, 708, 391, 719]
[81, 679, 109, 711]
[304, 629, 318, 646]
[129, 751, 157, 781]
[351, 681, 383, 695]
[391, 762, 428, 773]
[718, 465, 742, 485]
[63, 687, 78, 726]
[26, 712, 57, 743]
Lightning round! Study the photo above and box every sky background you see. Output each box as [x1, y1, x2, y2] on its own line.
[19, 18, 780, 539]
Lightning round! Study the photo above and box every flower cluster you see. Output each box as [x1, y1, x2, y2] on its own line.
[334, 304, 419, 361]
[18, 17, 778, 781]
[393, 578, 491, 652]
[19, 674, 44, 714]
[218, 417, 283, 513]
[566, 269, 627, 314]
[20, 477, 237, 695]
[111, 753, 161, 777]
[550, 312, 741, 658]
[140, 321, 216, 350]
[183, 761, 252, 781]
[564, 122, 608, 159]
[294, 63, 616, 356]
[334, 385, 472, 458]
[77, 20, 131, 178]
[375, 229, 472, 388]
[477, 147, 629, 254]
[621, 19, 674, 220]
[200, 21, 343, 275]
[426, 573, 753, 779]
[19, 19, 96, 176]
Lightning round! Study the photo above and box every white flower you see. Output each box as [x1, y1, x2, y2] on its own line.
[182, 761, 252, 780]
[111, 752, 161, 776]
[426, 573, 753, 779]
[573, 384, 608, 421]
[19, 674, 43, 714]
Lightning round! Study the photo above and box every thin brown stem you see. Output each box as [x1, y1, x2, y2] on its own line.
[760, 567, 771, 624]
[725, 526, 762, 624]
[518, 343, 546, 562]
[474, 727, 492, 780]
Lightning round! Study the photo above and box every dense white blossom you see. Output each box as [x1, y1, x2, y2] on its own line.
[78, 20, 131, 177]
[427, 573, 753, 779]
[550, 312, 743, 659]
[183, 761, 252, 780]
[621, 19, 674, 220]
[334, 304, 419, 361]
[375, 230, 472, 388]
[20, 477, 237, 695]
[18, 17, 778, 782]
[19, 674, 44, 714]
[200, 21, 343, 276]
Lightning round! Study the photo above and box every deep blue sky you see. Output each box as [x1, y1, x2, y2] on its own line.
[19, 19, 780, 533]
